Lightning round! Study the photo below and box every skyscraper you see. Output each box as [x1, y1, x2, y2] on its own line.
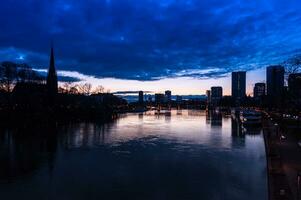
[288, 73, 301, 94]
[138, 91, 144, 103]
[266, 65, 284, 107]
[211, 87, 223, 106]
[165, 90, 172, 102]
[253, 83, 265, 98]
[232, 71, 246, 104]
[46, 46, 58, 96]
[288, 73, 301, 106]
[206, 90, 211, 106]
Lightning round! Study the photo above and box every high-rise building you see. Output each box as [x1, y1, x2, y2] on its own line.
[46, 45, 58, 96]
[288, 73, 301, 94]
[138, 91, 144, 103]
[232, 71, 246, 104]
[288, 73, 301, 105]
[266, 65, 284, 107]
[165, 90, 172, 102]
[253, 83, 265, 98]
[211, 87, 223, 106]
[206, 90, 211, 106]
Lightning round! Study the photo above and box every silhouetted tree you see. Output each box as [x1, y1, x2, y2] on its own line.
[93, 85, 105, 94]
[17, 63, 31, 82]
[77, 83, 92, 95]
[0, 62, 18, 92]
[59, 82, 72, 94]
[17, 64, 44, 83]
[283, 55, 301, 82]
[69, 85, 79, 94]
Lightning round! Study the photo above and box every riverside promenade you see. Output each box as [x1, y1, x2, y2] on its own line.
[263, 115, 301, 200]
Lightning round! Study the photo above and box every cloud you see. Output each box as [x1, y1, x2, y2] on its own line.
[34, 69, 82, 82]
[113, 91, 153, 94]
[1, 0, 301, 80]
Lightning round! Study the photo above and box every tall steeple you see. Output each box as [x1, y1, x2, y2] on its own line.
[46, 44, 58, 95]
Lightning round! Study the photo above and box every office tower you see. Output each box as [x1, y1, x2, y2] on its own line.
[165, 90, 172, 102]
[211, 87, 223, 106]
[232, 71, 246, 104]
[266, 65, 284, 107]
[288, 73, 301, 105]
[288, 73, 301, 94]
[253, 83, 266, 98]
[206, 90, 211, 106]
[138, 91, 144, 103]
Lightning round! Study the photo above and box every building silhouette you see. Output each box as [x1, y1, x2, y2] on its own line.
[206, 90, 211, 107]
[46, 46, 58, 96]
[210, 87, 222, 107]
[266, 65, 284, 108]
[12, 45, 58, 104]
[232, 71, 246, 104]
[288, 73, 301, 94]
[253, 83, 265, 98]
[288, 73, 301, 107]
[165, 90, 172, 102]
[138, 91, 144, 103]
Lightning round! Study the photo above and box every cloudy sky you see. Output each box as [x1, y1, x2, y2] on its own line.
[1, 0, 301, 95]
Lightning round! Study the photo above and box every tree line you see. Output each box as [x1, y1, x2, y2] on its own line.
[0, 61, 44, 92]
[0, 61, 108, 95]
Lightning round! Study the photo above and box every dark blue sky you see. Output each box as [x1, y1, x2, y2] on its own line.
[1, 0, 301, 82]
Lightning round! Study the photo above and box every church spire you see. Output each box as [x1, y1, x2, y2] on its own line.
[46, 44, 58, 95]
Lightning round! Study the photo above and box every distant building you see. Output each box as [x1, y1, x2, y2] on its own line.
[211, 87, 223, 106]
[288, 73, 301, 106]
[288, 73, 301, 94]
[155, 93, 165, 104]
[206, 90, 211, 106]
[165, 90, 172, 102]
[232, 71, 246, 104]
[138, 91, 144, 103]
[46, 45, 58, 96]
[266, 65, 284, 107]
[253, 83, 265, 98]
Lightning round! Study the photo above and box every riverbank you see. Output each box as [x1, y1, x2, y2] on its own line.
[263, 114, 301, 200]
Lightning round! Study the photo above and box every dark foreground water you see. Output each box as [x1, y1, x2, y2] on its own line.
[0, 110, 267, 200]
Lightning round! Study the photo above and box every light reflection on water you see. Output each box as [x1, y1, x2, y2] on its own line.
[0, 110, 267, 200]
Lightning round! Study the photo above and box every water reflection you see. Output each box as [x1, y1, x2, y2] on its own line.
[206, 110, 222, 127]
[0, 110, 267, 200]
[231, 117, 244, 137]
[0, 124, 57, 181]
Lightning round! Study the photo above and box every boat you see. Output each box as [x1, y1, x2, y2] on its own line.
[240, 110, 262, 126]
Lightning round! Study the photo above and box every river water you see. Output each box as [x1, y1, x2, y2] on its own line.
[0, 110, 267, 200]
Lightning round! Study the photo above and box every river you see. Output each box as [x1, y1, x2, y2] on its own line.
[0, 110, 267, 200]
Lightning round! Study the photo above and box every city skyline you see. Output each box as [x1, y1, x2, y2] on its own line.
[1, 0, 301, 95]
[34, 66, 266, 95]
